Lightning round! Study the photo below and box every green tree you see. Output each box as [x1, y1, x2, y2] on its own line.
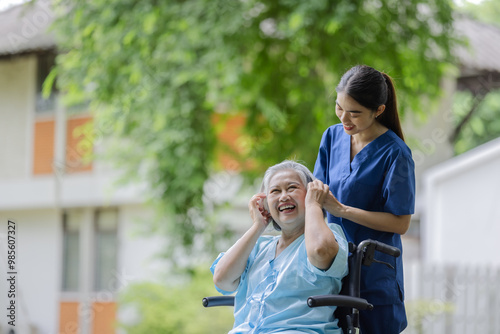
[452, 90, 500, 155]
[50, 0, 456, 260]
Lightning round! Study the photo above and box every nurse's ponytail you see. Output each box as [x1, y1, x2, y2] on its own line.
[379, 72, 404, 141]
[336, 65, 405, 141]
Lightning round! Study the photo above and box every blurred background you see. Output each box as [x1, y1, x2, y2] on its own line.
[0, 0, 499, 333]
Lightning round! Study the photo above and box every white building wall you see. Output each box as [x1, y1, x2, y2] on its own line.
[422, 138, 500, 266]
[0, 168, 149, 211]
[0, 55, 35, 180]
[0, 209, 61, 334]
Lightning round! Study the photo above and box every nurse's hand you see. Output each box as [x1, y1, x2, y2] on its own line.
[248, 193, 271, 230]
[323, 191, 346, 217]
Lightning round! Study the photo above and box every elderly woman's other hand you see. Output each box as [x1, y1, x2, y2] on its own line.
[248, 193, 271, 230]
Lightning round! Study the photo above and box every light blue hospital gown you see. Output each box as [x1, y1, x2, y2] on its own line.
[211, 223, 348, 334]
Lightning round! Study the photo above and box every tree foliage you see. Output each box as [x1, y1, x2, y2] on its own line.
[453, 90, 500, 155]
[51, 0, 455, 257]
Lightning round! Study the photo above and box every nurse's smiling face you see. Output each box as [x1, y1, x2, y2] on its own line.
[266, 170, 307, 231]
[336, 92, 383, 137]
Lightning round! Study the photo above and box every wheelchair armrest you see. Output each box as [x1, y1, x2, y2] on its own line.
[307, 295, 374, 311]
[202, 296, 235, 307]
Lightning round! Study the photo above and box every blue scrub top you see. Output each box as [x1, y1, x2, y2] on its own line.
[313, 124, 415, 305]
[211, 223, 349, 334]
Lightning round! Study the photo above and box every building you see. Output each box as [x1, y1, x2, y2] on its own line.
[0, 2, 168, 333]
[422, 137, 500, 265]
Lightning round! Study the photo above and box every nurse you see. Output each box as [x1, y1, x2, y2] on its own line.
[211, 160, 348, 333]
[313, 65, 415, 333]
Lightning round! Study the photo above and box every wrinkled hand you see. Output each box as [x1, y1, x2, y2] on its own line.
[248, 193, 272, 229]
[306, 180, 330, 207]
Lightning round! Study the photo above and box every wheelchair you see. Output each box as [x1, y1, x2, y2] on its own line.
[203, 239, 400, 334]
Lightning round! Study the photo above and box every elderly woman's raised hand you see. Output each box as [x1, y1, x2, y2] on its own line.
[305, 180, 330, 208]
[248, 193, 272, 230]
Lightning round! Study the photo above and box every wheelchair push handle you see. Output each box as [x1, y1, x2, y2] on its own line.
[356, 239, 400, 270]
[371, 240, 400, 257]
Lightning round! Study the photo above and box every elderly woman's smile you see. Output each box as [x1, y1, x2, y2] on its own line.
[278, 203, 296, 212]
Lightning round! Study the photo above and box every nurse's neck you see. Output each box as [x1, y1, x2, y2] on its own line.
[350, 123, 388, 161]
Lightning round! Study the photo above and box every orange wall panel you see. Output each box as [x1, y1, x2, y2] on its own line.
[91, 302, 116, 334]
[213, 113, 247, 171]
[66, 117, 93, 173]
[59, 302, 79, 334]
[33, 119, 55, 175]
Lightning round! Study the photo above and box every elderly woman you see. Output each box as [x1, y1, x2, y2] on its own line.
[211, 160, 348, 334]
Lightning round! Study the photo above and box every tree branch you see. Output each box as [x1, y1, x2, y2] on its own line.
[450, 90, 488, 143]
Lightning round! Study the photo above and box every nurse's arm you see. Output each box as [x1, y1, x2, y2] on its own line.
[341, 207, 411, 235]
[323, 193, 411, 235]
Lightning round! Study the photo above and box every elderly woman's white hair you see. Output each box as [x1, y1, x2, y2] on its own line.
[260, 160, 317, 231]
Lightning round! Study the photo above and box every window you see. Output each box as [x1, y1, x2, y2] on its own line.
[36, 52, 58, 113]
[62, 211, 81, 292]
[60, 208, 118, 334]
[94, 209, 118, 291]
[61, 208, 118, 293]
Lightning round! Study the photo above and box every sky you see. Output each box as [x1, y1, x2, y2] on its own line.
[0, 0, 29, 12]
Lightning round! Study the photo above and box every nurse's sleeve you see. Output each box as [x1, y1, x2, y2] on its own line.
[313, 128, 332, 183]
[382, 152, 416, 215]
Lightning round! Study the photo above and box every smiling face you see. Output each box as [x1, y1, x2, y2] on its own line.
[336, 92, 384, 137]
[266, 169, 307, 232]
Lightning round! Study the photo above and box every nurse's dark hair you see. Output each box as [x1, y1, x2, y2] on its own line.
[260, 160, 316, 231]
[336, 65, 405, 141]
